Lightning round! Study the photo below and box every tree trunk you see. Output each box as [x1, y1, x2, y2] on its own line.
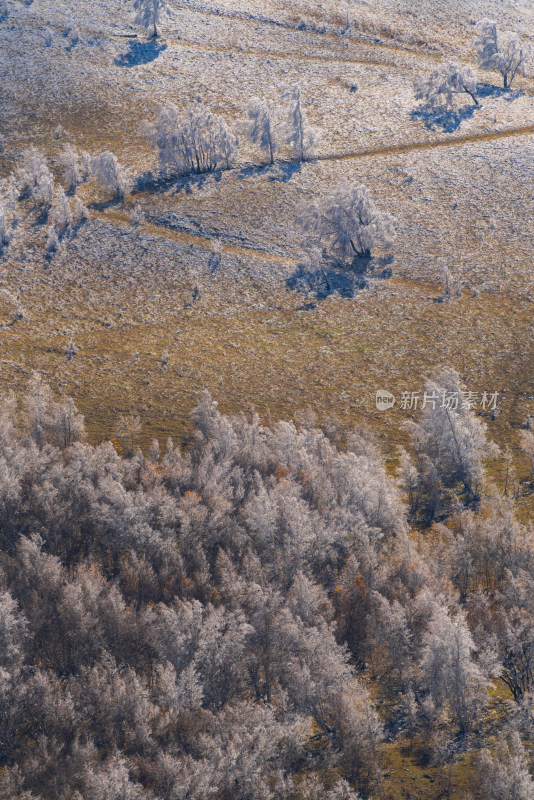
[466, 89, 479, 106]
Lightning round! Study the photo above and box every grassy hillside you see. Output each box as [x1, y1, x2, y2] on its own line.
[0, 0, 533, 481]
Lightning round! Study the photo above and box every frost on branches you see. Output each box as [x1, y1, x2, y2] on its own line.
[0, 374, 530, 798]
[282, 85, 319, 162]
[59, 145, 91, 195]
[414, 62, 479, 111]
[143, 102, 238, 178]
[0, 195, 13, 252]
[16, 147, 54, 210]
[405, 368, 500, 515]
[92, 152, 131, 201]
[134, 0, 171, 38]
[475, 20, 532, 89]
[245, 98, 280, 165]
[298, 180, 395, 268]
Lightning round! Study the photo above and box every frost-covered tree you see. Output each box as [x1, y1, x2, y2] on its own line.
[520, 430, 534, 476]
[473, 734, 534, 800]
[298, 777, 362, 800]
[25, 372, 85, 448]
[414, 62, 479, 109]
[59, 145, 91, 194]
[406, 368, 499, 503]
[17, 147, 54, 210]
[52, 186, 72, 233]
[72, 195, 89, 224]
[115, 412, 142, 456]
[496, 606, 534, 702]
[282, 85, 318, 161]
[92, 151, 130, 201]
[143, 102, 238, 177]
[0, 203, 12, 252]
[0, 174, 17, 252]
[419, 603, 489, 733]
[84, 755, 145, 800]
[2, 174, 18, 218]
[64, 13, 79, 45]
[245, 98, 280, 164]
[0, 289, 23, 326]
[0, 372, 530, 798]
[134, 0, 171, 38]
[475, 20, 531, 89]
[0, 591, 28, 668]
[298, 179, 396, 266]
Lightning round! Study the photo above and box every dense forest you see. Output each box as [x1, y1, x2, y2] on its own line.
[0, 369, 533, 800]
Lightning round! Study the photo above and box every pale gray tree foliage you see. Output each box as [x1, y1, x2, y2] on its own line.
[144, 102, 238, 178]
[59, 145, 91, 194]
[0, 175, 18, 252]
[0, 204, 11, 251]
[420, 603, 489, 733]
[84, 755, 145, 800]
[476, 20, 532, 88]
[406, 368, 499, 501]
[0, 591, 28, 668]
[17, 147, 54, 209]
[134, 0, 171, 38]
[52, 186, 72, 232]
[414, 62, 479, 109]
[520, 430, 534, 475]
[474, 734, 534, 800]
[25, 372, 86, 448]
[282, 84, 318, 161]
[245, 97, 280, 164]
[45, 226, 58, 258]
[92, 151, 131, 201]
[64, 13, 79, 44]
[298, 179, 396, 265]
[0, 374, 529, 799]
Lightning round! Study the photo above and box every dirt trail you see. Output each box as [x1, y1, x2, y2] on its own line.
[92, 208, 298, 265]
[318, 123, 534, 162]
[8, 7, 432, 66]
[6, 6, 436, 70]
[154, 34, 405, 69]
[95, 123, 534, 262]
[169, 2, 443, 62]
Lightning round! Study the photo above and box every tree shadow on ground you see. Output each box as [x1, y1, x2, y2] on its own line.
[34, 208, 50, 226]
[477, 82, 520, 102]
[287, 255, 393, 301]
[134, 170, 219, 196]
[115, 40, 167, 67]
[411, 104, 477, 133]
[88, 197, 125, 212]
[238, 161, 302, 183]
[45, 218, 89, 263]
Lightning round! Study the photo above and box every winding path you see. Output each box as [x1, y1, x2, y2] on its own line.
[94, 122, 534, 264]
